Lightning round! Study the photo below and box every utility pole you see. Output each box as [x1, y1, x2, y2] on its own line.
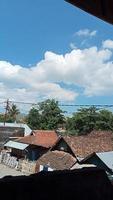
[4, 99, 10, 126]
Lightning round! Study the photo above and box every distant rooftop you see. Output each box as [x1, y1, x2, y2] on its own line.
[17, 130, 58, 148]
[36, 150, 76, 171]
[64, 131, 113, 157]
[4, 140, 29, 150]
[0, 123, 32, 136]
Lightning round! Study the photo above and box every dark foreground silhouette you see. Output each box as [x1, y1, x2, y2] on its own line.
[0, 168, 113, 200]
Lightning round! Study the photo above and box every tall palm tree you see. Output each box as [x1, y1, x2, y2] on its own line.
[9, 104, 20, 122]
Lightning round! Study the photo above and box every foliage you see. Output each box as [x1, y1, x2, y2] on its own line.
[8, 104, 20, 122]
[0, 104, 20, 123]
[66, 106, 113, 135]
[27, 99, 65, 130]
[27, 108, 41, 130]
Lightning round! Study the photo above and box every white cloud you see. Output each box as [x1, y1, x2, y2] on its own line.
[70, 42, 77, 49]
[0, 61, 77, 104]
[102, 39, 113, 49]
[1, 39, 113, 108]
[75, 29, 97, 37]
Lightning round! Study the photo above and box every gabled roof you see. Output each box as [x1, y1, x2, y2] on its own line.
[66, 0, 113, 25]
[80, 151, 113, 172]
[4, 140, 29, 150]
[17, 130, 58, 148]
[36, 150, 76, 170]
[50, 136, 76, 157]
[96, 151, 113, 172]
[63, 131, 113, 157]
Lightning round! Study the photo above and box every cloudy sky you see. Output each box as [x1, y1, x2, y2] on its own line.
[0, 0, 113, 113]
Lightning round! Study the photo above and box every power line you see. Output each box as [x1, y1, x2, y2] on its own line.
[2, 99, 113, 108]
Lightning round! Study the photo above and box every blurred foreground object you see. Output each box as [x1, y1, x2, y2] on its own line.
[66, 0, 113, 25]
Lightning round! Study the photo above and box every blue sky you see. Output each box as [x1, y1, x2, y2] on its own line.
[0, 0, 113, 114]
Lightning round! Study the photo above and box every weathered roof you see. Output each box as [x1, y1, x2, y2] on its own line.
[0, 123, 32, 136]
[36, 150, 76, 170]
[50, 136, 76, 157]
[66, 0, 113, 25]
[64, 131, 113, 157]
[17, 130, 58, 148]
[4, 140, 29, 150]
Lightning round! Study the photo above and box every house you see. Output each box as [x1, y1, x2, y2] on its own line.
[4, 140, 29, 159]
[63, 131, 113, 158]
[0, 122, 32, 136]
[11, 130, 59, 160]
[0, 122, 32, 147]
[79, 151, 113, 178]
[17, 130, 58, 148]
[35, 150, 76, 171]
[7, 131, 76, 162]
[50, 136, 76, 157]
[4, 140, 47, 161]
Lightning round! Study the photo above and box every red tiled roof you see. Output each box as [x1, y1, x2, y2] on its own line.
[64, 131, 113, 158]
[17, 130, 58, 148]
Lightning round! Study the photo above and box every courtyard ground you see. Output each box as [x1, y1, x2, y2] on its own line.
[0, 164, 25, 178]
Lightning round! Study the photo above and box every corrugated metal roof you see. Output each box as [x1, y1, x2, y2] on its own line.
[96, 151, 113, 171]
[4, 140, 29, 150]
[0, 123, 32, 136]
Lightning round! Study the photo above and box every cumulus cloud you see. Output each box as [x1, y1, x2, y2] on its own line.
[35, 47, 113, 97]
[102, 39, 113, 49]
[1, 39, 113, 107]
[0, 61, 77, 104]
[70, 42, 77, 49]
[75, 29, 97, 37]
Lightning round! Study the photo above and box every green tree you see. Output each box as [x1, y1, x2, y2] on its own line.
[96, 109, 113, 130]
[66, 107, 113, 135]
[27, 108, 41, 129]
[0, 113, 6, 122]
[66, 106, 99, 135]
[8, 104, 20, 122]
[27, 99, 65, 130]
[39, 99, 65, 129]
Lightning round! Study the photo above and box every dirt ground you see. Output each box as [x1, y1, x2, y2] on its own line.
[0, 164, 25, 178]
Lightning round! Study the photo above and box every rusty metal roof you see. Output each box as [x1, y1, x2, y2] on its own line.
[66, 0, 113, 25]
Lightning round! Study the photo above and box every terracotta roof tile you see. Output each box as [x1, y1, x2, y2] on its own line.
[17, 130, 58, 148]
[36, 150, 76, 170]
[64, 131, 113, 158]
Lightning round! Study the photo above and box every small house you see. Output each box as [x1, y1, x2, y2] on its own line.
[50, 137, 76, 157]
[0, 122, 32, 147]
[4, 140, 47, 161]
[35, 150, 76, 172]
[12, 130, 59, 160]
[79, 151, 113, 179]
